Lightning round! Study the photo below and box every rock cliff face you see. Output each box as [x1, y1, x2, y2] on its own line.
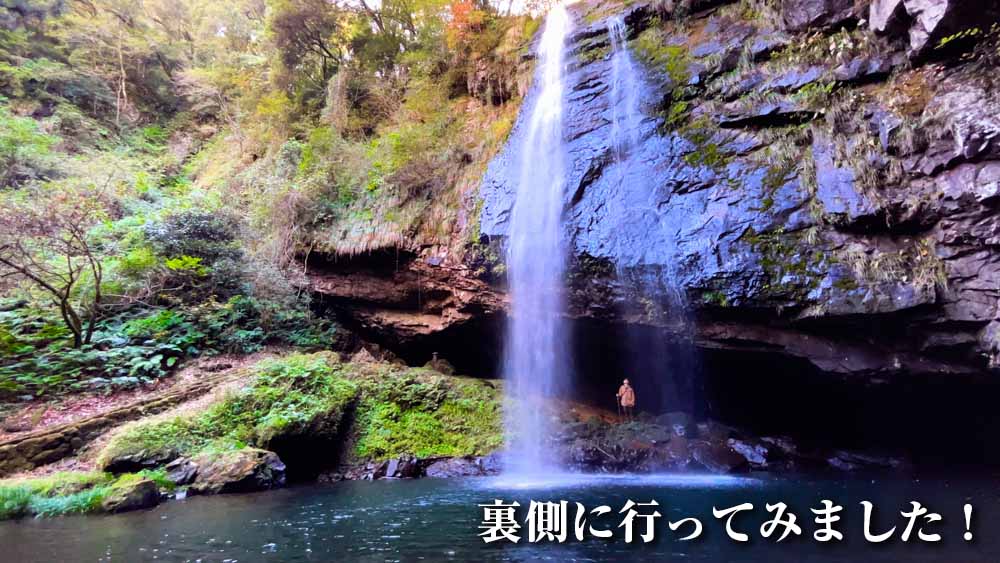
[477, 0, 1000, 378]
[306, 0, 1000, 383]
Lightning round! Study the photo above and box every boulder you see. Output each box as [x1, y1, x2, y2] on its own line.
[665, 435, 692, 466]
[385, 455, 422, 478]
[424, 352, 456, 375]
[101, 449, 178, 475]
[870, 0, 1000, 59]
[692, 442, 749, 473]
[696, 421, 735, 442]
[189, 449, 286, 495]
[727, 438, 770, 466]
[424, 456, 498, 478]
[780, 0, 857, 31]
[655, 412, 694, 438]
[101, 479, 161, 514]
[828, 450, 906, 471]
[164, 457, 198, 486]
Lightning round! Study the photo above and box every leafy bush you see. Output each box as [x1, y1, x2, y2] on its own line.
[145, 210, 242, 267]
[0, 307, 201, 398]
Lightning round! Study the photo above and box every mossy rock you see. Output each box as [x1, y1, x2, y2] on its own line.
[100, 478, 160, 514]
[97, 353, 504, 478]
[189, 448, 286, 495]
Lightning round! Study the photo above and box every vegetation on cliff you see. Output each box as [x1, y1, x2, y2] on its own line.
[0, 0, 536, 406]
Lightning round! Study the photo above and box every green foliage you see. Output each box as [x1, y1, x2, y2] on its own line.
[0, 0, 529, 412]
[0, 101, 57, 187]
[28, 487, 109, 518]
[0, 306, 200, 398]
[98, 353, 503, 469]
[0, 471, 113, 519]
[0, 486, 33, 520]
[164, 255, 209, 277]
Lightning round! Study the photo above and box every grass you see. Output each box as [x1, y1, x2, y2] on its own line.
[0, 469, 172, 520]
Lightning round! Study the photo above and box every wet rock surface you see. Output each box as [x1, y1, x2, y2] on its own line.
[296, 0, 1000, 385]
[325, 453, 502, 481]
[554, 410, 906, 474]
[477, 0, 1000, 379]
[871, 0, 1000, 60]
[189, 449, 287, 495]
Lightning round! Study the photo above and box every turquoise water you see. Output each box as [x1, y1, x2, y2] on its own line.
[1, 473, 998, 562]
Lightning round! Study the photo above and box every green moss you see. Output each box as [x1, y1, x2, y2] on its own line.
[523, 16, 542, 41]
[701, 290, 730, 307]
[579, 45, 611, 64]
[741, 228, 825, 299]
[634, 26, 690, 88]
[833, 276, 858, 291]
[683, 141, 729, 170]
[674, 114, 734, 173]
[352, 370, 503, 461]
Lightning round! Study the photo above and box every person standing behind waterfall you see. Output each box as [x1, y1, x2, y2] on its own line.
[617, 379, 636, 421]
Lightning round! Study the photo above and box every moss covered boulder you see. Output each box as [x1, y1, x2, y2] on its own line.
[98, 352, 504, 482]
[100, 477, 160, 513]
[189, 449, 286, 495]
[98, 353, 359, 474]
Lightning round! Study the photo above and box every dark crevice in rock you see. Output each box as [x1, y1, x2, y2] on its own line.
[702, 348, 1000, 467]
[265, 400, 359, 483]
[717, 107, 822, 129]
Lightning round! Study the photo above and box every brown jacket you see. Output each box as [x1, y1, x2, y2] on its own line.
[617, 384, 635, 407]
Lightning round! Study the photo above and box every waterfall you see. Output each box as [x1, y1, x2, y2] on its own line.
[607, 14, 698, 415]
[503, 4, 572, 475]
[608, 15, 641, 161]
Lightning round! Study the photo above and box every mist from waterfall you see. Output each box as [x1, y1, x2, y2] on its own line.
[502, 4, 572, 475]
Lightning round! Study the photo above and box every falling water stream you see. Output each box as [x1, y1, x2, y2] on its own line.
[607, 14, 698, 414]
[503, 4, 572, 475]
[608, 15, 641, 161]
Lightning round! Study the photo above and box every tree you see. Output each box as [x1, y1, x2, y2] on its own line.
[0, 186, 113, 347]
[270, 0, 346, 85]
